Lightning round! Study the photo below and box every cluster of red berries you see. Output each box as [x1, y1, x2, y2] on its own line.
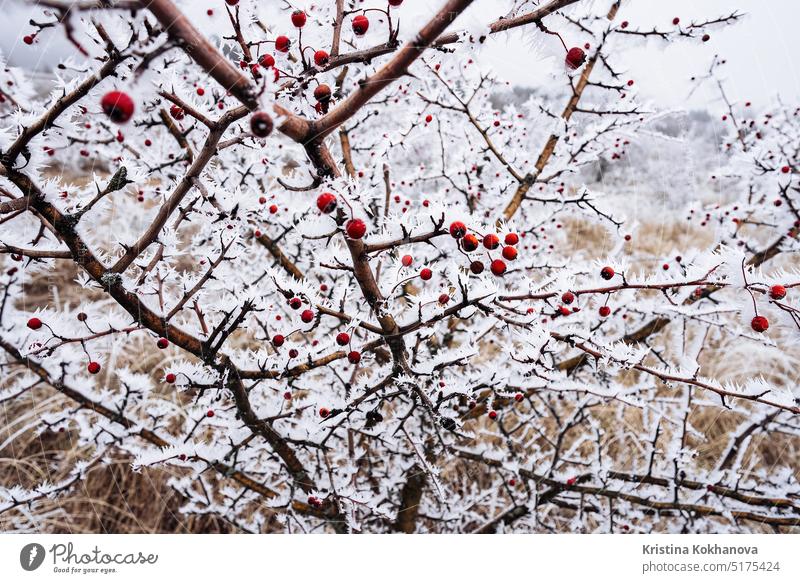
[447, 221, 518, 277]
[749, 285, 788, 333]
[314, 192, 367, 239]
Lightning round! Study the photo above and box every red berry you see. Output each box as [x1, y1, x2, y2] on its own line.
[401, 254, 413, 267]
[275, 35, 291, 52]
[206, 410, 215, 418]
[291, 10, 307, 27]
[751, 316, 769, 332]
[504, 233, 519, 245]
[781, 165, 791, 174]
[314, 50, 330, 67]
[565, 47, 586, 69]
[462, 234, 479, 251]
[558, 306, 571, 316]
[100, 91, 135, 124]
[449, 221, 467, 238]
[514, 393, 523, 402]
[165, 373, 176, 383]
[27, 317, 42, 330]
[288, 348, 299, 358]
[259, 54, 275, 68]
[336, 332, 350, 346]
[316, 192, 337, 213]
[319, 407, 330, 418]
[673, 17, 680, 25]
[438, 293, 450, 305]
[483, 234, 500, 250]
[225, 0, 238, 5]
[345, 218, 367, 239]
[388, 0, 403, 5]
[314, 84, 332, 104]
[769, 285, 787, 300]
[490, 259, 506, 276]
[561, 291, 575, 304]
[169, 104, 184, 120]
[702, 33, 710, 42]
[272, 334, 285, 347]
[425, 114, 433, 123]
[501, 246, 517, 261]
[470, 261, 484, 275]
[250, 111, 274, 137]
[348, 351, 361, 364]
[284, 391, 292, 400]
[87, 361, 101, 375]
[352, 14, 369, 35]
[600, 266, 615, 280]
[599, 306, 611, 317]
[566, 477, 577, 486]
[301, 309, 314, 323]
[23, 35, 34, 45]
[157, 337, 169, 349]
[488, 410, 498, 420]
[420, 268, 433, 281]
[508, 478, 516, 486]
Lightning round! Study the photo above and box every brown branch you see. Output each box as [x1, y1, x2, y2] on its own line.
[0, 196, 32, 214]
[339, 128, 357, 178]
[0, 244, 71, 259]
[331, 0, 345, 57]
[144, 0, 258, 108]
[158, 107, 195, 162]
[393, 465, 426, 533]
[501, 1, 621, 220]
[256, 232, 305, 281]
[111, 106, 249, 274]
[312, 0, 475, 141]
[226, 365, 317, 494]
[143, 0, 311, 143]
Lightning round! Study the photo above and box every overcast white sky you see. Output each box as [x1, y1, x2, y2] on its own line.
[1, 0, 798, 111]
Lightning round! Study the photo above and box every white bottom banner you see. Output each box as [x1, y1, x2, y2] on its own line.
[1, 534, 798, 582]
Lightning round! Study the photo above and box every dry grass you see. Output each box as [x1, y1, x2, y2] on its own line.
[0, 393, 236, 533]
